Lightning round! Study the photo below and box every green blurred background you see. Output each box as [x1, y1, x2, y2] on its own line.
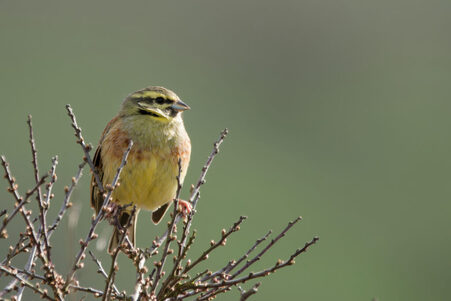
[1, 0, 450, 300]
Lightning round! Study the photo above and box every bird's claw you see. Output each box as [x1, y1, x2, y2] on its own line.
[176, 199, 192, 217]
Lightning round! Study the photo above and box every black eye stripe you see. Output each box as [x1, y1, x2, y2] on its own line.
[155, 97, 165, 104]
[133, 95, 173, 105]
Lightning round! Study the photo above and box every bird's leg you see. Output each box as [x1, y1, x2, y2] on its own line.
[176, 199, 192, 217]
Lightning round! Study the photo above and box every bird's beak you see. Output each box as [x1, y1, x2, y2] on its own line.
[171, 100, 191, 112]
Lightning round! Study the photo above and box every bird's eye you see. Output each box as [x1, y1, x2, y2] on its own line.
[155, 97, 165, 105]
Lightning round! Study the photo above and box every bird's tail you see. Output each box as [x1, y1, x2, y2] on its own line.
[108, 209, 139, 254]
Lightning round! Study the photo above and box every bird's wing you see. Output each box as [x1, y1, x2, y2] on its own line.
[90, 145, 104, 214]
[90, 116, 119, 214]
[151, 203, 170, 224]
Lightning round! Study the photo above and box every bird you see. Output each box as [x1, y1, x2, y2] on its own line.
[90, 86, 191, 254]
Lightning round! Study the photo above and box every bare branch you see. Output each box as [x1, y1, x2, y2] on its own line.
[238, 282, 260, 301]
[0, 156, 47, 256]
[88, 250, 121, 297]
[27, 116, 50, 257]
[197, 236, 319, 301]
[102, 205, 136, 301]
[183, 216, 246, 275]
[181, 128, 229, 247]
[69, 284, 128, 300]
[131, 252, 147, 301]
[0, 166, 47, 235]
[16, 155, 59, 301]
[0, 264, 56, 301]
[152, 159, 184, 296]
[202, 230, 272, 282]
[27, 114, 44, 205]
[1, 233, 29, 267]
[64, 140, 133, 292]
[48, 161, 86, 234]
[65, 104, 104, 194]
[232, 216, 303, 278]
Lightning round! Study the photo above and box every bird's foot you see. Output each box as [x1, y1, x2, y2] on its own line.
[176, 199, 192, 217]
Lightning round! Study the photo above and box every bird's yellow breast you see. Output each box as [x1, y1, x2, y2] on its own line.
[108, 150, 178, 210]
[100, 115, 190, 211]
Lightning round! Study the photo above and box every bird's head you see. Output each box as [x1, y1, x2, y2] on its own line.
[120, 86, 190, 122]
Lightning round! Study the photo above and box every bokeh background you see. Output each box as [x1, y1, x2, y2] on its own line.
[1, 0, 451, 300]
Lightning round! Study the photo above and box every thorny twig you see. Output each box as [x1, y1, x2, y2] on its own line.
[68, 285, 105, 297]
[0, 159, 47, 236]
[130, 251, 147, 301]
[0, 156, 45, 246]
[0, 264, 56, 301]
[238, 283, 260, 301]
[27, 115, 51, 260]
[0, 155, 60, 300]
[10, 116, 65, 301]
[183, 216, 246, 275]
[195, 236, 319, 301]
[15, 154, 58, 301]
[233, 216, 303, 278]
[63, 140, 133, 291]
[201, 230, 272, 283]
[88, 250, 121, 297]
[194, 217, 312, 300]
[65, 104, 104, 194]
[48, 161, 86, 234]
[152, 159, 184, 296]
[181, 129, 229, 246]
[102, 205, 136, 301]
[1, 233, 29, 267]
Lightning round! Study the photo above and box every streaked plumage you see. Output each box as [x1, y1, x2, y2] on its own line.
[90, 86, 191, 253]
